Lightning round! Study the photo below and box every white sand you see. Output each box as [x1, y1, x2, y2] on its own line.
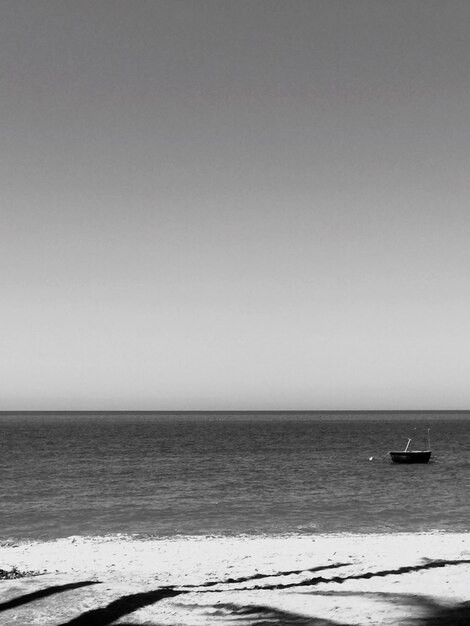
[1, 533, 470, 624]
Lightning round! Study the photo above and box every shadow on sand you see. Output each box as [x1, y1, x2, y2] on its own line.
[195, 602, 347, 625]
[178, 558, 470, 626]
[2, 558, 470, 625]
[59, 587, 182, 625]
[182, 595, 470, 626]
[196, 558, 470, 591]
[180, 561, 351, 589]
[300, 590, 470, 626]
[0, 581, 99, 613]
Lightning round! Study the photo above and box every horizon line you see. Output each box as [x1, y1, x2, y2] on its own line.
[1, 409, 469, 415]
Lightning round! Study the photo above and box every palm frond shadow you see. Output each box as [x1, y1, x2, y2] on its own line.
[0, 581, 99, 612]
[422, 600, 470, 625]
[200, 558, 470, 591]
[207, 593, 470, 626]
[177, 558, 470, 626]
[181, 561, 351, 589]
[4, 558, 468, 625]
[306, 590, 470, 626]
[59, 587, 182, 626]
[199, 602, 347, 625]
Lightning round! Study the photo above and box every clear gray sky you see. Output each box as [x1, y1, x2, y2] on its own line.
[2, 0, 470, 410]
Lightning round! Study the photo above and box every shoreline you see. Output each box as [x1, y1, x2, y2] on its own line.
[3, 525, 466, 542]
[1, 532, 470, 624]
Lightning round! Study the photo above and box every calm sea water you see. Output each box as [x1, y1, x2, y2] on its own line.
[1, 412, 469, 540]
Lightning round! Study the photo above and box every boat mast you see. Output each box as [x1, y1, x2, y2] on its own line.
[427, 428, 431, 450]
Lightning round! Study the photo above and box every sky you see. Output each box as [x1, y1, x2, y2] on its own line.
[1, 0, 470, 411]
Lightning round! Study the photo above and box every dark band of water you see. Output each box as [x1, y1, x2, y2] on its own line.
[1, 412, 469, 540]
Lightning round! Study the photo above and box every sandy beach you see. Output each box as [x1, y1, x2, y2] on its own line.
[1, 532, 469, 624]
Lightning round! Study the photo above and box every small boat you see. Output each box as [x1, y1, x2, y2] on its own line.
[389, 429, 432, 464]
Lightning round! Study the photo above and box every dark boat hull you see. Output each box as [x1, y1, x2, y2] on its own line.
[389, 451, 431, 464]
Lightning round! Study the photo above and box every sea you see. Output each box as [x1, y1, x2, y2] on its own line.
[1, 412, 469, 541]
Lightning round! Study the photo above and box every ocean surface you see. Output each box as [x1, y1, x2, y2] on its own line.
[1, 412, 469, 541]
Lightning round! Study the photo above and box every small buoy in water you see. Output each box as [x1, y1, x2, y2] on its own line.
[368, 456, 374, 461]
